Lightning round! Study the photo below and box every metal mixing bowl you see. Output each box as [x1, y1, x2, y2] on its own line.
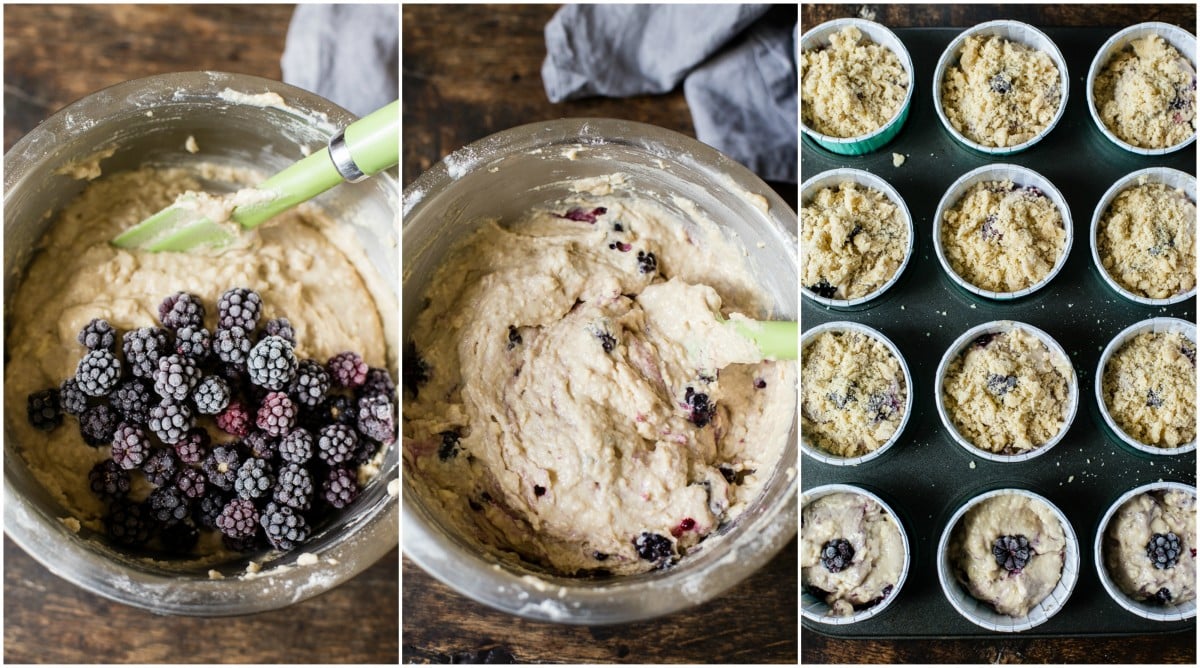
[4, 72, 399, 615]
[402, 118, 798, 624]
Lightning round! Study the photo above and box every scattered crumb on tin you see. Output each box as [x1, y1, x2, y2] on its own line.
[968, 461, 976, 469]
[892, 152, 906, 167]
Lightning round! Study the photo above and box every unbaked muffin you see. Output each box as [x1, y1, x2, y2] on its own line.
[1094, 34, 1197, 149]
[1097, 180, 1196, 299]
[1104, 489, 1196, 606]
[802, 491, 905, 617]
[1102, 330, 1196, 448]
[801, 26, 909, 138]
[941, 34, 1062, 147]
[802, 181, 908, 301]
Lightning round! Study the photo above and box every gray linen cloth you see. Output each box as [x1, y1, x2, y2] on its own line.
[542, 4, 797, 182]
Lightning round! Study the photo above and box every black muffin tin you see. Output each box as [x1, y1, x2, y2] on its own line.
[801, 26, 1197, 638]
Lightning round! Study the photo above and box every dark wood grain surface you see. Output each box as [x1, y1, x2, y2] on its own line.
[402, 4, 797, 664]
[3, 5, 398, 663]
[801, 3, 1198, 665]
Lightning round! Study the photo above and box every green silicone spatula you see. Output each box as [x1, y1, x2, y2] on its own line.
[726, 318, 798, 360]
[112, 99, 399, 252]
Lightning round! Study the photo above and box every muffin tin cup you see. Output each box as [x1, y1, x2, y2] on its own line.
[932, 164, 1074, 301]
[801, 321, 914, 466]
[932, 20, 1070, 155]
[800, 19, 916, 155]
[937, 488, 1081, 633]
[801, 168, 915, 308]
[1089, 167, 1198, 306]
[1086, 22, 1199, 156]
[1094, 317, 1198, 456]
[1094, 481, 1198, 622]
[801, 484, 912, 626]
[935, 320, 1079, 463]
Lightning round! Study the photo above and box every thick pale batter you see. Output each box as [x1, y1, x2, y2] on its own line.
[802, 492, 905, 616]
[1105, 489, 1196, 606]
[6, 166, 388, 529]
[403, 186, 796, 576]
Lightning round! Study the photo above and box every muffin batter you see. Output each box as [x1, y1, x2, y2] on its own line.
[801, 26, 909, 138]
[950, 493, 1067, 618]
[941, 180, 1066, 294]
[942, 328, 1071, 455]
[1102, 330, 1196, 448]
[941, 34, 1062, 147]
[802, 181, 908, 301]
[1094, 34, 1197, 149]
[802, 492, 904, 617]
[403, 186, 796, 576]
[1098, 181, 1196, 299]
[1105, 489, 1196, 606]
[6, 166, 389, 529]
[802, 329, 906, 458]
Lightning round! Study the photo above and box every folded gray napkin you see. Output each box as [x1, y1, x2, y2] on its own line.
[542, 4, 797, 183]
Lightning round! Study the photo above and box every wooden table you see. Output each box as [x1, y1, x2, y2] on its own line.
[3, 5, 398, 663]
[801, 4, 1197, 664]
[403, 4, 797, 663]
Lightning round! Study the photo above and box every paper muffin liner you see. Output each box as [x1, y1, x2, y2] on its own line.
[1089, 167, 1197, 306]
[935, 320, 1079, 463]
[801, 321, 914, 467]
[1094, 481, 1198, 622]
[937, 488, 1080, 632]
[932, 164, 1074, 300]
[1086, 22, 1199, 156]
[800, 18, 915, 155]
[1094, 317, 1198, 456]
[801, 168, 915, 308]
[932, 20, 1070, 155]
[802, 484, 911, 625]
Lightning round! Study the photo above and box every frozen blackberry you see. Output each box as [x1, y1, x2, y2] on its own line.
[352, 434, 380, 465]
[437, 429, 462, 461]
[327, 351, 368, 388]
[216, 498, 260, 539]
[76, 349, 122, 397]
[357, 394, 396, 444]
[278, 428, 314, 464]
[215, 400, 252, 437]
[264, 317, 295, 345]
[142, 448, 181, 487]
[1147, 532, 1182, 569]
[158, 291, 206, 330]
[26, 389, 62, 431]
[242, 430, 276, 460]
[317, 423, 358, 465]
[202, 445, 241, 491]
[259, 502, 310, 550]
[123, 327, 169, 379]
[217, 288, 262, 331]
[173, 428, 210, 464]
[993, 535, 1032, 573]
[247, 335, 298, 390]
[111, 423, 152, 470]
[110, 379, 153, 424]
[634, 532, 675, 565]
[359, 367, 396, 401]
[194, 491, 228, 529]
[88, 459, 131, 501]
[174, 325, 211, 361]
[822, 538, 856, 573]
[78, 318, 116, 351]
[213, 326, 252, 366]
[307, 393, 356, 430]
[683, 386, 716, 428]
[1154, 587, 1173, 604]
[153, 353, 200, 401]
[223, 534, 262, 553]
[290, 358, 330, 408]
[322, 467, 360, 509]
[274, 462, 313, 510]
[148, 485, 190, 526]
[148, 399, 193, 444]
[234, 458, 274, 500]
[636, 250, 657, 275]
[107, 502, 151, 547]
[192, 376, 231, 415]
[80, 404, 119, 446]
[256, 392, 297, 437]
[160, 521, 199, 554]
[175, 466, 208, 499]
[60, 378, 89, 416]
